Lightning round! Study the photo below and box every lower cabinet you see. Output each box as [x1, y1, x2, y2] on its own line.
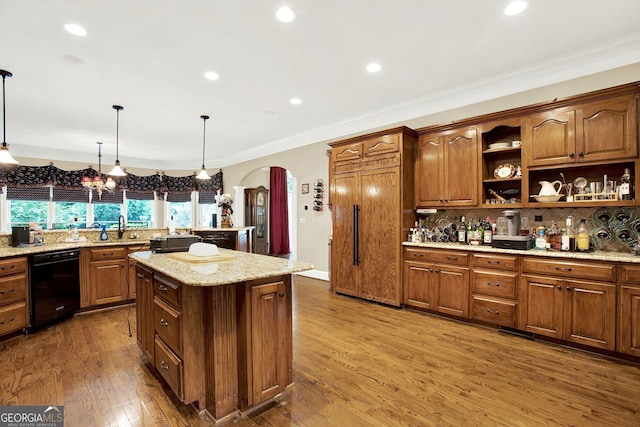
[404, 248, 469, 318]
[0, 257, 29, 337]
[470, 253, 519, 328]
[135, 265, 154, 361]
[520, 258, 616, 351]
[619, 264, 640, 356]
[81, 247, 128, 307]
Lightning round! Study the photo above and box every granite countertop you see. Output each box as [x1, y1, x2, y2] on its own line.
[0, 239, 150, 258]
[403, 241, 640, 264]
[130, 249, 314, 286]
[191, 226, 255, 232]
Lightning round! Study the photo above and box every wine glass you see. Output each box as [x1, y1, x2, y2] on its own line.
[574, 177, 588, 199]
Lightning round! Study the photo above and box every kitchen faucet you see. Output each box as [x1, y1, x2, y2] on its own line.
[117, 215, 125, 239]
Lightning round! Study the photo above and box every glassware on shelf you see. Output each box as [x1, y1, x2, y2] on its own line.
[565, 182, 573, 202]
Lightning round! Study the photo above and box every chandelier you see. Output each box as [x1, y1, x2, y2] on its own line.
[82, 142, 116, 199]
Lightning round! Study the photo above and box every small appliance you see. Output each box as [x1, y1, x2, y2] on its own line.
[11, 226, 30, 247]
[150, 234, 202, 253]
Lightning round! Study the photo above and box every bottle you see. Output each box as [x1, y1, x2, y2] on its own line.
[483, 216, 493, 245]
[575, 218, 590, 252]
[535, 226, 547, 250]
[466, 218, 473, 244]
[547, 220, 559, 251]
[620, 168, 632, 200]
[100, 224, 109, 241]
[168, 215, 176, 234]
[458, 216, 467, 244]
[561, 216, 575, 251]
[71, 217, 80, 241]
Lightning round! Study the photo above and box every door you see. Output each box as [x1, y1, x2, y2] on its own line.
[251, 281, 288, 404]
[415, 135, 444, 206]
[576, 94, 638, 162]
[619, 285, 640, 356]
[563, 279, 616, 350]
[443, 129, 477, 206]
[520, 275, 564, 339]
[435, 265, 469, 318]
[359, 167, 401, 305]
[331, 172, 360, 296]
[525, 109, 576, 166]
[404, 263, 436, 310]
[90, 260, 127, 305]
[135, 266, 154, 360]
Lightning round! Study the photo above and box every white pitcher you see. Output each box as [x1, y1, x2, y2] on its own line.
[538, 180, 563, 196]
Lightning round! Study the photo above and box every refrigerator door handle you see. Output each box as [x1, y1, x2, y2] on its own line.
[353, 204, 360, 265]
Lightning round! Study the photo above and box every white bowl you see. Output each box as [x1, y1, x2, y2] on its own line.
[531, 194, 563, 202]
[488, 142, 510, 150]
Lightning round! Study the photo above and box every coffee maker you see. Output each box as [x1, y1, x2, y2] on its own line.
[491, 209, 534, 250]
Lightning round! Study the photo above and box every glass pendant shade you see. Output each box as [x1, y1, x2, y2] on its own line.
[0, 70, 18, 165]
[196, 115, 211, 180]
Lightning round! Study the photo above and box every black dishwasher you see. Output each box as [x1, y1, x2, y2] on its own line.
[29, 249, 80, 331]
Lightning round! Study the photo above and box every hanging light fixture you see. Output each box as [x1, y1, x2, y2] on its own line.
[82, 142, 115, 199]
[108, 105, 127, 176]
[196, 114, 211, 180]
[0, 69, 19, 165]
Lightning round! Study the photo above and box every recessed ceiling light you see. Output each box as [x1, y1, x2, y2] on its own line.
[366, 63, 382, 73]
[276, 6, 295, 22]
[504, 0, 528, 16]
[289, 98, 301, 105]
[204, 71, 220, 80]
[64, 24, 87, 36]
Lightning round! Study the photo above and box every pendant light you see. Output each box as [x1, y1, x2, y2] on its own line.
[108, 105, 127, 176]
[0, 69, 19, 164]
[196, 114, 211, 180]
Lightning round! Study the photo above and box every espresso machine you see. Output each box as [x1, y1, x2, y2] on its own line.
[491, 209, 534, 250]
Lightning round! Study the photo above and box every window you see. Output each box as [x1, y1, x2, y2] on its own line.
[168, 201, 192, 227]
[200, 203, 217, 228]
[55, 202, 88, 229]
[93, 203, 123, 228]
[10, 200, 49, 229]
[127, 199, 153, 228]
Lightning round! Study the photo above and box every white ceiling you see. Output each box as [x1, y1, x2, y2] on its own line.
[1, 0, 640, 172]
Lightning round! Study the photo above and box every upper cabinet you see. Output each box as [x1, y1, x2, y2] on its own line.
[415, 127, 478, 207]
[524, 93, 638, 167]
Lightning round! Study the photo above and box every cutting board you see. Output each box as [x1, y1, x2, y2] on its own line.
[168, 252, 236, 263]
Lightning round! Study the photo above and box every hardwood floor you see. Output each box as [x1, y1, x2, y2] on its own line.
[1, 276, 639, 426]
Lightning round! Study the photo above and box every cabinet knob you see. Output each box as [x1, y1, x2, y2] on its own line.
[569, 152, 575, 158]
[578, 151, 584, 157]
[136, 273, 144, 279]
[159, 319, 169, 327]
[279, 292, 285, 297]
[557, 286, 562, 290]
[566, 286, 573, 291]
[160, 360, 170, 370]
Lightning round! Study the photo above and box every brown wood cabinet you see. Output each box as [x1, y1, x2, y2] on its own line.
[330, 127, 416, 306]
[192, 228, 253, 252]
[245, 186, 269, 254]
[415, 127, 478, 207]
[525, 94, 638, 167]
[520, 258, 616, 351]
[0, 257, 28, 337]
[135, 265, 154, 361]
[470, 253, 519, 328]
[618, 264, 640, 356]
[403, 248, 469, 318]
[127, 244, 149, 299]
[84, 247, 127, 307]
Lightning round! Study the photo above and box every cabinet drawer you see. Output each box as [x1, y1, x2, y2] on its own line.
[0, 301, 27, 335]
[89, 247, 126, 261]
[0, 257, 27, 276]
[153, 275, 180, 309]
[472, 253, 518, 271]
[332, 142, 362, 163]
[620, 264, 640, 284]
[154, 335, 183, 401]
[472, 270, 517, 299]
[363, 134, 399, 157]
[154, 297, 181, 354]
[0, 273, 27, 305]
[522, 258, 615, 282]
[405, 248, 469, 266]
[471, 296, 517, 328]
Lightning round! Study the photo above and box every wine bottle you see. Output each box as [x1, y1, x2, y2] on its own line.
[458, 216, 467, 244]
[620, 168, 632, 200]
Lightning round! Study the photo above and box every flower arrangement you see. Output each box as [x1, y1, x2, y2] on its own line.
[218, 193, 233, 215]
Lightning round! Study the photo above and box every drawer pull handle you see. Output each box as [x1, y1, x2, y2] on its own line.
[160, 360, 170, 370]
[0, 316, 15, 325]
[555, 267, 572, 272]
[488, 260, 501, 265]
[566, 286, 573, 291]
[487, 282, 500, 287]
[158, 285, 168, 292]
[0, 265, 15, 270]
[136, 273, 144, 279]
[486, 308, 500, 315]
[103, 252, 114, 256]
[0, 288, 15, 295]
[414, 253, 425, 257]
[446, 256, 458, 261]
[159, 319, 169, 327]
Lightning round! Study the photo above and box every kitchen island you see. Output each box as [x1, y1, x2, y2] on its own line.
[129, 249, 313, 424]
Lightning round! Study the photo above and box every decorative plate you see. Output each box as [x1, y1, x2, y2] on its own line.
[494, 164, 515, 179]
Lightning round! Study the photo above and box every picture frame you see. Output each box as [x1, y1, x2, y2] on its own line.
[301, 183, 309, 194]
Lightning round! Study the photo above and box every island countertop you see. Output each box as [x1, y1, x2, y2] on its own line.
[130, 249, 314, 286]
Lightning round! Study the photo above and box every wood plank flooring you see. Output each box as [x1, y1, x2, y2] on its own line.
[1, 276, 639, 426]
